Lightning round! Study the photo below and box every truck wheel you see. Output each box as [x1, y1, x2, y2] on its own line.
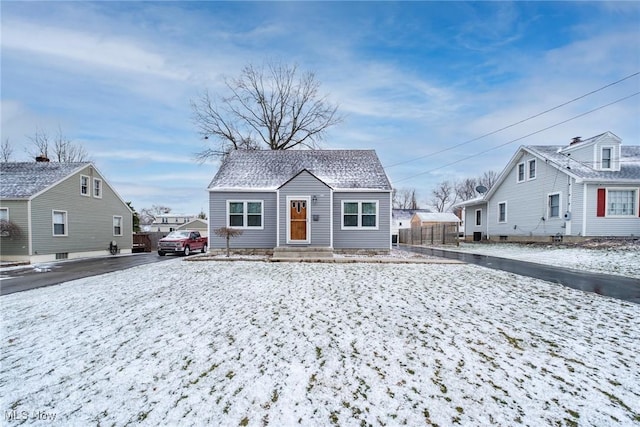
[202, 244, 208, 254]
[183, 246, 190, 256]
[158, 251, 165, 256]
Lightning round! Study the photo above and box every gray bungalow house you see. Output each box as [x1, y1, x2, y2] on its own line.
[457, 132, 640, 242]
[208, 150, 393, 253]
[0, 161, 133, 263]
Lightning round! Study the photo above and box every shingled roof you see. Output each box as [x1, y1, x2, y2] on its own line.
[0, 162, 91, 199]
[208, 150, 392, 191]
[525, 145, 640, 182]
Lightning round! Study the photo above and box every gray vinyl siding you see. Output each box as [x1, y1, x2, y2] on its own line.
[30, 165, 132, 255]
[0, 200, 30, 256]
[488, 154, 570, 238]
[279, 171, 331, 247]
[333, 192, 391, 250]
[583, 184, 640, 236]
[208, 191, 277, 249]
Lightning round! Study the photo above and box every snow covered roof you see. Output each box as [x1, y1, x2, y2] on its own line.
[526, 145, 640, 182]
[392, 209, 431, 221]
[0, 162, 91, 199]
[208, 150, 392, 191]
[413, 212, 461, 223]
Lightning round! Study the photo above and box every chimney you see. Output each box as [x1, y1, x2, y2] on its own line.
[570, 136, 581, 146]
[35, 155, 50, 162]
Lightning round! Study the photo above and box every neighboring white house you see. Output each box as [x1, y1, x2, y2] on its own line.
[149, 213, 198, 233]
[457, 131, 640, 242]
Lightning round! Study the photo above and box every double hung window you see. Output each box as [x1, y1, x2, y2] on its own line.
[498, 202, 507, 223]
[53, 210, 68, 236]
[228, 201, 263, 228]
[342, 201, 378, 229]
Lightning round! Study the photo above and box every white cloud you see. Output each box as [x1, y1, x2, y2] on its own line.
[1, 20, 190, 80]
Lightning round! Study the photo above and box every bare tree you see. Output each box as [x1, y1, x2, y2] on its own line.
[139, 205, 172, 224]
[455, 177, 478, 202]
[27, 127, 51, 159]
[191, 61, 342, 161]
[27, 127, 90, 162]
[393, 188, 420, 209]
[431, 180, 457, 212]
[478, 170, 498, 191]
[1, 138, 13, 162]
[213, 227, 243, 257]
[53, 127, 90, 162]
[0, 219, 22, 239]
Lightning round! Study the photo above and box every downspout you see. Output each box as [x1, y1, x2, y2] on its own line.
[582, 184, 588, 236]
[276, 190, 280, 247]
[28, 199, 33, 257]
[329, 189, 334, 249]
[565, 177, 572, 236]
[388, 192, 393, 250]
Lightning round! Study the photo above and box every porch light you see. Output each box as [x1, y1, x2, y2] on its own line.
[312, 195, 318, 204]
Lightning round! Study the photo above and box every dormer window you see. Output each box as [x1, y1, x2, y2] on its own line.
[601, 148, 612, 169]
[528, 159, 536, 180]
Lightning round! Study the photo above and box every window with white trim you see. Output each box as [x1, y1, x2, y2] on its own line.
[548, 193, 560, 218]
[80, 175, 90, 196]
[53, 210, 68, 236]
[342, 201, 378, 229]
[517, 163, 525, 183]
[113, 216, 123, 236]
[475, 209, 482, 226]
[228, 201, 263, 228]
[93, 178, 102, 198]
[601, 148, 612, 169]
[607, 189, 636, 216]
[528, 159, 536, 180]
[498, 202, 507, 223]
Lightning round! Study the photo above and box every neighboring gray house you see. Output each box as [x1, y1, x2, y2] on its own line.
[208, 150, 393, 252]
[0, 161, 133, 263]
[457, 132, 640, 242]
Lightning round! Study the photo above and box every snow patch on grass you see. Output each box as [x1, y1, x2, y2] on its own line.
[1, 260, 639, 426]
[447, 241, 640, 279]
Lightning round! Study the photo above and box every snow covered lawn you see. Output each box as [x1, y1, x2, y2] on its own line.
[2, 259, 639, 426]
[441, 241, 640, 279]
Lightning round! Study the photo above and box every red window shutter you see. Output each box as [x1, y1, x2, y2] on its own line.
[596, 188, 606, 217]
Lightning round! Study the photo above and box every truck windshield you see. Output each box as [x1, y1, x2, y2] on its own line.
[166, 231, 191, 239]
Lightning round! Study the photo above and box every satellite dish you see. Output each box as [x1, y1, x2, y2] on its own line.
[476, 185, 487, 194]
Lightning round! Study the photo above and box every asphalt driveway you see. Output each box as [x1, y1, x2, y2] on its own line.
[399, 245, 640, 304]
[0, 253, 175, 296]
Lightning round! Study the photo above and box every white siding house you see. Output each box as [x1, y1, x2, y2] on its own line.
[457, 132, 640, 242]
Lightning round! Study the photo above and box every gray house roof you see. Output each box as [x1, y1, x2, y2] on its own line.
[0, 162, 91, 199]
[208, 150, 392, 191]
[526, 145, 640, 182]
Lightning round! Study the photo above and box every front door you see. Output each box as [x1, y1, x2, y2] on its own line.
[290, 199, 308, 241]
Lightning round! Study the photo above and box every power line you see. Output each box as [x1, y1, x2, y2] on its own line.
[392, 91, 640, 184]
[384, 71, 640, 169]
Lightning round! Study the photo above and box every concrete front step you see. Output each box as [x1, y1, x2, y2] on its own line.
[272, 247, 334, 259]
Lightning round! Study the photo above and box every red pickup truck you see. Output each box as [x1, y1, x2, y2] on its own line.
[158, 230, 208, 256]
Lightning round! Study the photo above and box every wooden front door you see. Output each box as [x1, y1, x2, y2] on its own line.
[290, 200, 308, 241]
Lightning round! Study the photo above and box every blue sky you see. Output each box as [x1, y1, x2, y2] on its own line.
[2, 1, 639, 215]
